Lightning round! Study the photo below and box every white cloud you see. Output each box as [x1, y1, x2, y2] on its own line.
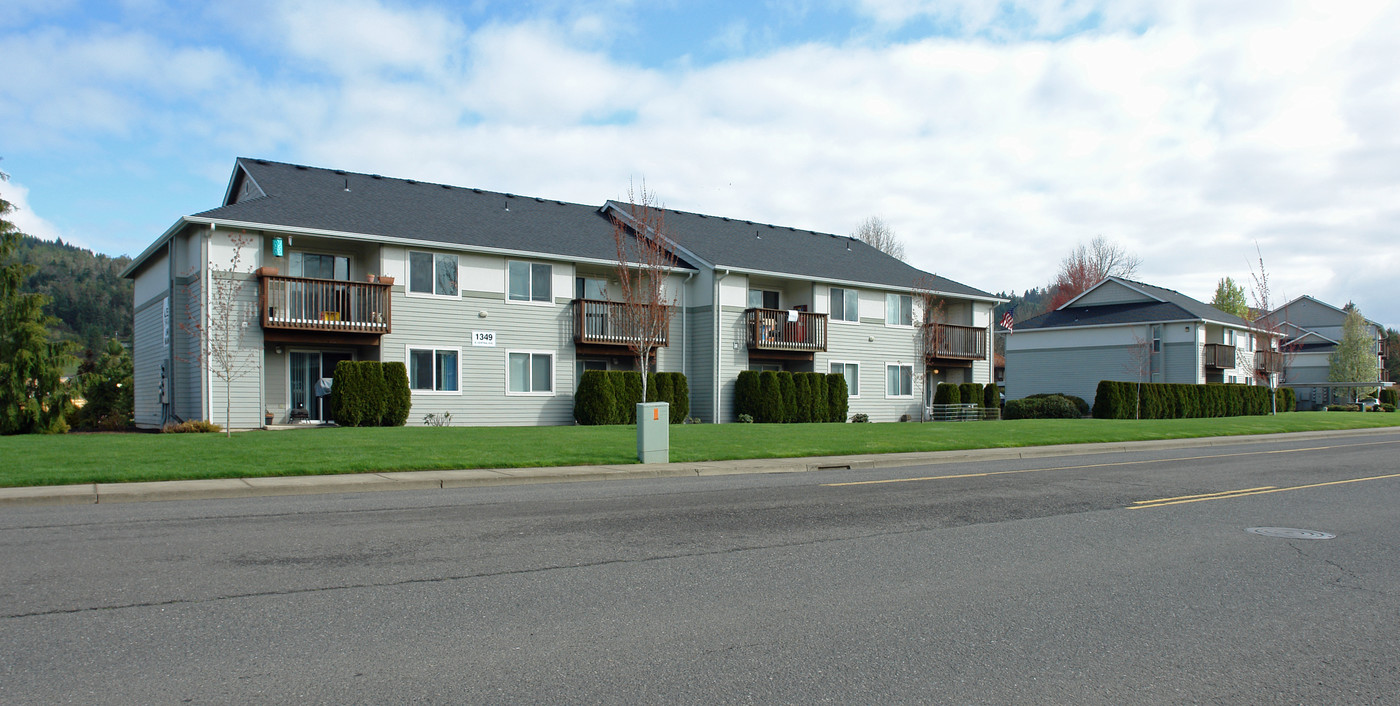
[3, 0, 1397, 326]
[4, 180, 71, 246]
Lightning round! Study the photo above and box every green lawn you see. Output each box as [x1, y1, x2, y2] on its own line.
[2, 412, 1398, 488]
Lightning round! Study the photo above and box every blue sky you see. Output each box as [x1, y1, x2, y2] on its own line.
[2, 0, 1397, 327]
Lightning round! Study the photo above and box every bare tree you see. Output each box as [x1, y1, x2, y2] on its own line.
[912, 276, 948, 421]
[611, 181, 679, 403]
[1047, 235, 1141, 309]
[1123, 325, 1154, 420]
[179, 231, 259, 436]
[1246, 244, 1294, 414]
[854, 216, 906, 261]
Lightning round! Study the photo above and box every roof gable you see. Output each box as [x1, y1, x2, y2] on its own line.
[1064, 278, 1159, 307]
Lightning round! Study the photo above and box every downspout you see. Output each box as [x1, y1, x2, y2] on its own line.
[714, 269, 730, 423]
[204, 224, 214, 424]
[164, 236, 176, 427]
[682, 271, 694, 394]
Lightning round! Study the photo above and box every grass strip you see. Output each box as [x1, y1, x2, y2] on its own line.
[1, 412, 1398, 488]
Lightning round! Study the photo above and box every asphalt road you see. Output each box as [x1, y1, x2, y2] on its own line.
[3, 432, 1399, 704]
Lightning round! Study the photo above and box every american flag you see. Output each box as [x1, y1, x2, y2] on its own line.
[1000, 308, 1015, 333]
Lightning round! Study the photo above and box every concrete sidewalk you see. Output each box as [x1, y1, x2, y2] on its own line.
[2, 427, 1394, 507]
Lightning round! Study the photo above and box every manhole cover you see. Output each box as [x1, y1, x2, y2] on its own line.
[1246, 527, 1335, 540]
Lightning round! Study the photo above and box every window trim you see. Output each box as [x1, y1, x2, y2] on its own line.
[507, 260, 555, 306]
[829, 360, 861, 398]
[885, 362, 914, 399]
[884, 293, 913, 328]
[830, 287, 860, 324]
[506, 349, 556, 396]
[406, 251, 460, 299]
[405, 345, 461, 395]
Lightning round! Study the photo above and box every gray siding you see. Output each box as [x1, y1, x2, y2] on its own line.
[381, 288, 577, 427]
[204, 272, 265, 430]
[132, 297, 167, 429]
[819, 316, 923, 422]
[1006, 345, 1134, 404]
[1162, 342, 1198, 384]
[686, 304, 715, 422]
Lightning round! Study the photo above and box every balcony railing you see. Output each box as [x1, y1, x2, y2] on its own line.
[1203, 343, 1236, 369]
[260, 275, 391, 334]
[573, 299, 669, 347]
[745, 308, 827, 352]
[1255, 349, 1283, 374]
[923, 323, 988, 361]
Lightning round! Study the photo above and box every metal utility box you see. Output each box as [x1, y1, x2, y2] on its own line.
[636, 402, 669, 464]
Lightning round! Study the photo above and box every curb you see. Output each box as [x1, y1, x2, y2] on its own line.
[2, 427, 1396, 507]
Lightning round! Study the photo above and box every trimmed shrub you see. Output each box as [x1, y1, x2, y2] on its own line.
[793, 373, 813, 423]
[960, 383, 983, 409]
[645, 373, 660, 403]
[574, 370, 616, 425]
[359, 362, 387, 427]
[808, 373, 829, 424]
[1027, 392, 1089, 417]
[757, 371, 783, 423]
[933, 383, 960, 406]
[735, 371, 761, 421]
[668, 373, 690, 423]
[329, 360, 365, 427]
[1380, 388, 1397, 407]
[984, 383, 1000, 410]
[160, 419, 222, 433]
[778, 372, 798, 423]
[826, 373, 848, 422]
[1004, 395, 1080, 420]
[382, 362, 411, 426]
[653, 372, 673, 409]
[850, 413, 870, 423]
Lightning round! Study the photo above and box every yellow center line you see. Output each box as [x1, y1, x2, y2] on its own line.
[820, 439, 1400, 488]
[1131, 487, 1276, 504]
[1129, 472, 1400, 509]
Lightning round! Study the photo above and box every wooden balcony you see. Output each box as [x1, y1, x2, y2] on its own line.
[259, 275, 391, 345]
[745, 308, 827, 356]
[923, 323, 988, 367]
[573, 299, 669, 350]
[1255, 349, 1283, 374]
[1203, 343, 1236, 369]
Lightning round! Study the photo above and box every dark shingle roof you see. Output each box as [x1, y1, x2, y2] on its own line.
[195, 158, 643, 264]
[185, 158, 995, 299]
[1015, 278, 1251, 331]
[611, 202, 997, 299]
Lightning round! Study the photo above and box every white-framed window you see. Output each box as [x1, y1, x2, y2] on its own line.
[886, 363, 913, 397]
[831, 287, 859, 322]
[1151, 324, 1162, 353]
[885, 293, 912, 327]
[748, 289, 779, 310]
[408, 251, 459, 297]
[407, 346, 459, 393]
[829, 360, 860, 397]
[509, 261, 553, 303]
[508, 350, 555, 394]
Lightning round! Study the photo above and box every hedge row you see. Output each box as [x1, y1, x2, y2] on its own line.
[1381, 388, 1398, 407]
[1091, 381, 1295, 420]
[734, 371, 848, 423]
[1026, 392, 1089, 417]
[329, 361, 411, 427]
[574, 371, 689, 425]
[1004, 395, 1080, 420]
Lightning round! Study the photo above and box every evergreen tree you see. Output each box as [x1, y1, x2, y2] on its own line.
[74, 338, 133, 429]
[1328, 306, 1378, 401]
[1209, 277, 1250, 319]
[1, 176, 76, 434]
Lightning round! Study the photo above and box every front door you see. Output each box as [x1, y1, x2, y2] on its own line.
[289, 351, 354, 421]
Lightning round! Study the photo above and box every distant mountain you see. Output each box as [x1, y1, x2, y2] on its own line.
[13, 235, 132, 352]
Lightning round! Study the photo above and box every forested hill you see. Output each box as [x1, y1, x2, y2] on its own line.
[13, 235, 133, 352]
